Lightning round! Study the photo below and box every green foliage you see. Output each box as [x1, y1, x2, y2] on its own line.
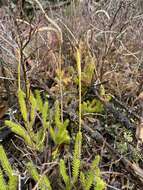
[18, 89, 28, 123]
[5, 120, 34, 148]
[93, 156, 106, 190]
[35, 90, 44, 112]
[81, 56, 95, 86]
[76, 47, 82, 132]
[59, 159, 71, 190]
[117, 130, 133, 154]
[27, 162, 52, 190]
[0, 145, 14, 177]
[5, 89, 70, 154]
[50, 100, 70, 148]
[59, 152, 106, 190]
[72, 131, 82, 183]
[5, 89, 49, 151]
[80, 171, 94, 190]
[0, 169, 7, 190]
[81, 99, 104, 115]
[0, 146, 18, 190]
[80, 155, 106, 190]
[123, 130, 133, 143]
[29, 91, 37, 127]
[117, 130, 142, 162]
[59, 132, 82, 189]
[3, 41, 106, 189]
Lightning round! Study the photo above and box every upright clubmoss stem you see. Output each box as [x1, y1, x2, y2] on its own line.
[59, 46, 63, 123]
[17, 49, 21, 90]
[76, 47, 81, 132]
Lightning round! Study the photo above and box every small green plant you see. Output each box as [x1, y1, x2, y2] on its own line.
[81, 99, 104, 115]
[0, 145, 18, 190]
[60, 152, 106, 190]
[81, 55, 95, 87]
[3, 36, 106, 189]
[80, 156, 106, 190]
[27, 162, 52, 190]
[5, 89, 70, 153]
[59, 47, 83, 190]
[59, 131, 82, 190]
[116, 129, 133, 154]
[5, 89, 49, 151]
[50, 100, 70, 157]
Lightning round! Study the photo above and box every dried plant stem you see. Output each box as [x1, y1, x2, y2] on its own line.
[33, 0, 64, 122]
[33, 0, 62, 43]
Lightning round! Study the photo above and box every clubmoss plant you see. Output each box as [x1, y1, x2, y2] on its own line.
[5, 89, 49, 151]
[0, 145, 18, 190]
[80, 156, 106, 190]
[27, 162, 52, 190]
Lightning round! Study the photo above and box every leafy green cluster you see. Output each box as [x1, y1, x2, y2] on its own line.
[59, 131, 82, 189]
[80, 156, 106, 190]
[0, 146, 18, 190]
[81, 99, 104, 115]
[59, 151, 106, 190]
[27, 162, 52, 190]
[5, 89, 49, 151]
[5, 89, 70, 152]
[2, 43, 106, 189]
[2, 87, 106, 189]
[50, 100, 70, 157]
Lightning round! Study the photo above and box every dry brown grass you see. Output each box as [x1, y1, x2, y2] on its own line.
[0, 0, 143, 189]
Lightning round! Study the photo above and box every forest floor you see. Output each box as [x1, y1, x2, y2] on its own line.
[0, 0, 143, 189]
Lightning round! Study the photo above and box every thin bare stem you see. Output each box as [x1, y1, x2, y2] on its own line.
[33, 0, 63, 43]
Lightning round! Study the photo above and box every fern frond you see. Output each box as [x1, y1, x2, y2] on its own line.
[91, 155, 100, 175]
[49, 126, 56, 143]
[27, 162, 39, 180]
[42, 175, 52, 190]
[55, 119, 70, 145]
[73, 132, 82, 160]
[18, 89, 28, 123]
[49, 101, 70, 146]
